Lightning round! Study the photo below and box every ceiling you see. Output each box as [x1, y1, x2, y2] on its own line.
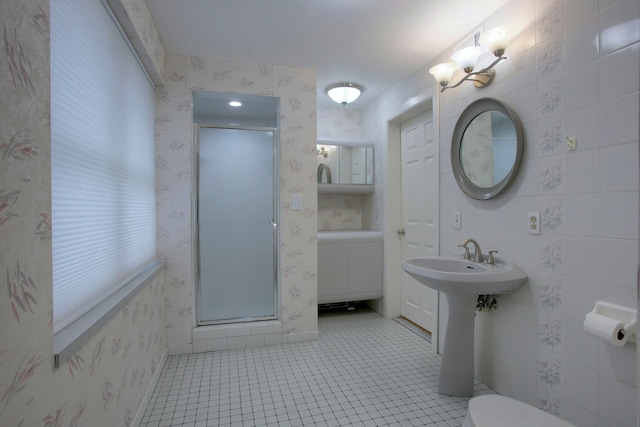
[147, 0, 512, 109]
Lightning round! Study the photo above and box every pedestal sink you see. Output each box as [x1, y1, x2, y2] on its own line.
[401, 255, 527, 397]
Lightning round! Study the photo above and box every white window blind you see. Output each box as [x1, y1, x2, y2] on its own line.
[51, 0, 156, 334]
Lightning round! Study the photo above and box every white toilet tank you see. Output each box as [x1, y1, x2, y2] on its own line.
[463, 395, 576, 427]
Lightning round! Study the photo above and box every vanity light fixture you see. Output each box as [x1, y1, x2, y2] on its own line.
[429, 26, 510, 92]
[326, 83, 364, 105]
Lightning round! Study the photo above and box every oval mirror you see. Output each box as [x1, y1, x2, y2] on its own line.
[451, 98, 524, 199]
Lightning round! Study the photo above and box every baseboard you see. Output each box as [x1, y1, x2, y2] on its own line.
[131, 348, 168, 427]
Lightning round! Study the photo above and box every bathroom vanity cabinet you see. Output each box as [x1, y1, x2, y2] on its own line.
[317, 231, 383, 304]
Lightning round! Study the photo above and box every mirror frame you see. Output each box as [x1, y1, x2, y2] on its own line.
[451, 98, 524, 200]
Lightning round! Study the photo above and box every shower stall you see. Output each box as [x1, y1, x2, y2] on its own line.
[193, 92, 280, 325]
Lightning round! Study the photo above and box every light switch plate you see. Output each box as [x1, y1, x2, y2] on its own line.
[453, 211, 461, 230]
[292, 194, 302, 211]
[528, 212, 540, 234]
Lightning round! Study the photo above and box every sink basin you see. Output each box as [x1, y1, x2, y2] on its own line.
[402, 256, 527, 295]
[401, 255, 527, 397]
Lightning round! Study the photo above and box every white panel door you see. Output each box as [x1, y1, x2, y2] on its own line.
[400, 110, 439, 334]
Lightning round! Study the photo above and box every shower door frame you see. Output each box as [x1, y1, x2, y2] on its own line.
[192, 124, 281, 326]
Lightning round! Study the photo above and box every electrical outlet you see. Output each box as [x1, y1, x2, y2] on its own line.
[566, 136, 577, 151]
[528, 212, 540, 235]
[453, 212, 461, 230]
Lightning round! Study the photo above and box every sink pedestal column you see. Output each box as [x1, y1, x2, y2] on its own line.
[437, 293, 477, 397]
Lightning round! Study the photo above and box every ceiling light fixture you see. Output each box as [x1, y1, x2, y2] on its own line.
[326, 83, 364, 106]
[429, 26, 510, 92]
[228, 100, 242, 107]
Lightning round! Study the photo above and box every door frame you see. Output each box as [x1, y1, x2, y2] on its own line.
[192, 124, 281, 326]
[382, 91, 440, 353]
[399, 110, 439, 337]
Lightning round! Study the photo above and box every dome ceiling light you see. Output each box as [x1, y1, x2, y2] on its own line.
[326, 83, 364, 106]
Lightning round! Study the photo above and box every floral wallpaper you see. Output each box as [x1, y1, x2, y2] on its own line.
[0, 1, 167, 426]
[155, 54, 318, 351]
[317, 107, 362, 139]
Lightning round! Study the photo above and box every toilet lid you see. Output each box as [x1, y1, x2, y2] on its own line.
[466, 395, 576, 427]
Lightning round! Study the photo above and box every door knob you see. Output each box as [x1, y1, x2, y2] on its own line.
[397, 228, 405, 236]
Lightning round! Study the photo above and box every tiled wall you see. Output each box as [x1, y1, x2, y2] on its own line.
[366, 0, 639, 425]
[0, 1, 168, 426]
[155, 54, 318, 353]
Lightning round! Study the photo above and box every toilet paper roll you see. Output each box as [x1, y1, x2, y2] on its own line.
[583, 312, 628, 347]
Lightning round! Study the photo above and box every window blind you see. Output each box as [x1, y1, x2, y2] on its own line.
[51, 0, 156, 334]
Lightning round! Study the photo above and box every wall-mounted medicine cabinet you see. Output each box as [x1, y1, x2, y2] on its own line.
[317, 138, 374, 195]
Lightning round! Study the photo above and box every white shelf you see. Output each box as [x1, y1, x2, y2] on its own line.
[318, 183, 374, 195]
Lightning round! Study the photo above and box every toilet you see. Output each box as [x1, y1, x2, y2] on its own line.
[462, 395, 576, 427]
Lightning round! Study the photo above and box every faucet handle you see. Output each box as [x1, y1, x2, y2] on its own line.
[458, 244, 471, 260]
[487, 250, 499, 265]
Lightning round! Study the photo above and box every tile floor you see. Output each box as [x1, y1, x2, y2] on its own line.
[140, 308, 494, 427]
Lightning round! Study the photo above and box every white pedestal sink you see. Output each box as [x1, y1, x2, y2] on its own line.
[402, 255, 527, 397]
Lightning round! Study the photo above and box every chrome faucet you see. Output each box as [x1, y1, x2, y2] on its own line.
[458, 238, 483, 263]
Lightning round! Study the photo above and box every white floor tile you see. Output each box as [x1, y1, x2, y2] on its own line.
[140, 308, 494, 426]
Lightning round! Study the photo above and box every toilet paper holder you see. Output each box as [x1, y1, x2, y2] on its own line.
[588, 301, 637, 344]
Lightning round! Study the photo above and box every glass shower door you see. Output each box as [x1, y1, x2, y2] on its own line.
[197, 127, 277, 324]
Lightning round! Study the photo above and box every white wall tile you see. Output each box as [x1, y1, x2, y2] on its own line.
[536, 116, 566, 157]
[512, 48, 538, 92]
[599, 340, 637, 387]
[565, 359, 599, 409]
[600, 142, 639, 192]
[564, 317, 599, 369]
[598, 93, 640, 147]
[537, 347, 565, 395]
[565, 193, 600, 236]
[566, 149, 600, 193]
[563, 276, 599, 321]
[565, 62, 600, 111]
[565, 0, 599, 29]
[598, 282, 638, 310]
[566, 236, 600, 280]
[565, 104, 600, 151]
[600, 191, 639, 239]
[510, 85, 539, 123]
[598, 373, 637, 426]
[537, 75, 566, 118]
[537, 36, 565, 81]
[538, 156, 568, 194]
[511, 339, 539, 403]
[563, 399, 598, 427]
[598, 43, 640, 102]
[599, 0, 617, 12]
[599, 238, 638, 288]
[537, 0, 566, 44]
[565, 15, 599, 70]
[514, 302, 541, 345]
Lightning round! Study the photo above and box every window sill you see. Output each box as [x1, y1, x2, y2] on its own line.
[54, 260, 165, 368]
